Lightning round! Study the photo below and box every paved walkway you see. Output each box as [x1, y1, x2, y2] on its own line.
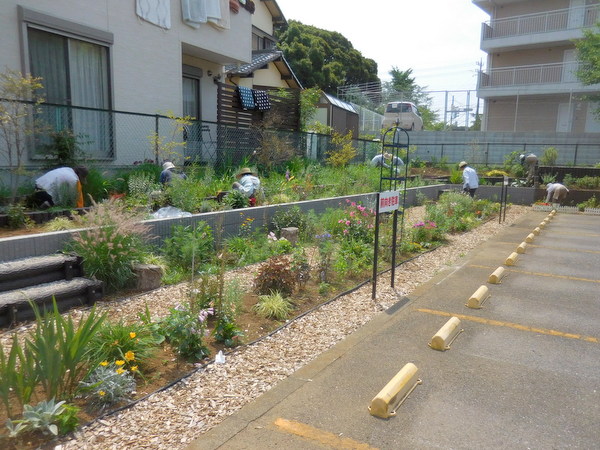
[189, 211, 600, 450]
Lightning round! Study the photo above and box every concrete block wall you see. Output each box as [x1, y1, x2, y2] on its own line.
[0, 185, 536, 263]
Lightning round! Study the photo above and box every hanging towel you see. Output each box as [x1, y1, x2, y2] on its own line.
[205, 0, 222, 20]
[253, 90, 271, 111]
[209, 0, 230, 29]
[238, 86, 256, 110]
[136, 0, 171, 29]
[182, 0, 207, 28]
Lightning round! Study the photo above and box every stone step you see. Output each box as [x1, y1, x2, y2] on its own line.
[0, 254, 83, 292]
[0, 278, 103, 327]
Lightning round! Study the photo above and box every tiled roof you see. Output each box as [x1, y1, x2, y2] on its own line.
[225, 50, 284, 76]
[225, 50, 302, 88]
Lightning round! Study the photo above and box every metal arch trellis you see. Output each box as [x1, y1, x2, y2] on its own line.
[371, 126, 411, 299]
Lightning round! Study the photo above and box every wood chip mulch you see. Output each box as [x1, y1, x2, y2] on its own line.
[41, 205, 530, 449]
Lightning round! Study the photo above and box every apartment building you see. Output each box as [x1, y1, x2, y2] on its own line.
[474, 0, 600, 133]
[0, 0, 252, 166]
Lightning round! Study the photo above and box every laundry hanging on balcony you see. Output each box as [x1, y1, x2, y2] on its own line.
[136, 0, 171, 29]
[182, 0, 221, 28]
[237, 86, 256, 110]
[209, 0, 230, 29]
[253, 90, 271, 111]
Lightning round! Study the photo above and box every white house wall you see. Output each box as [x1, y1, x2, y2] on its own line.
[253, 1, 275, 35]
[0, 0, 252, 168]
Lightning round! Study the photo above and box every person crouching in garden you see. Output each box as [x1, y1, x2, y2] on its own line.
[459, 161, 479, 198]
[159, 161, 187, 186]
[32, 166, 88, 209]
[232, 167, 261, 206]
[546, 182, 569, 206]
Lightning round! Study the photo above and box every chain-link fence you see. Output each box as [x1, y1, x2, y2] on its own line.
[1, 101, 599, 184]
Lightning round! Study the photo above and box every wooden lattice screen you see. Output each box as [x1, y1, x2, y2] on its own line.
[216, 83, 301, 131]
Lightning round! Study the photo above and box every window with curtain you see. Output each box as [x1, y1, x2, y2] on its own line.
[28, 27, 112, 159]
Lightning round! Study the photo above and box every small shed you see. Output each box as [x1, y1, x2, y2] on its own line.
[312, 93, 359, 138]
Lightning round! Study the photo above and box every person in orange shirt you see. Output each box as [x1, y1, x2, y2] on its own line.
[33, 166, 88, 209]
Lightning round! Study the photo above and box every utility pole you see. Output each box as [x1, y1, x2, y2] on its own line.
[475, 59, 483, 129]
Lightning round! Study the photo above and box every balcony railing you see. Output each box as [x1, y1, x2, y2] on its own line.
[478, 61, 580, 88]
[482, 5, 599, 40]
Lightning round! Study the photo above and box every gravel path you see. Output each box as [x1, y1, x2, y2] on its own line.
[44, 205, 531, 449]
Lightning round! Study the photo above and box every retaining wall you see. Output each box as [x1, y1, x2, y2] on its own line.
[0, 184, 537, 263]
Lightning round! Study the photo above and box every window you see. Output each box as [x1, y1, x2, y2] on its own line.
[26, 23, 112, 159]
[252, 32, 276, 50]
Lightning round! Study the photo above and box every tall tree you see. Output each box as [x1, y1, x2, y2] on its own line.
[575, 23, 600, 114]
[382, 67, 439, 129]
[277, 21, 379, 94]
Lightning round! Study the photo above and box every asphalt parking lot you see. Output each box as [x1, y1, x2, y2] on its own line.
[189, 210, 600, 450]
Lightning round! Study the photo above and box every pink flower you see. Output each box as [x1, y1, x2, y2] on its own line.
[345, 220, 351, 226]
[343, 229, 349, 234]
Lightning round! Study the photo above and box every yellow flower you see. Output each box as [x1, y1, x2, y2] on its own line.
[100, 361, 109, 367]
[129, 332, 137, 339]
[131, 365, 138, 372]
[98, 390, 106, 397]
[115, 360, 125, 366]
[116, 367, 125, 375]
[124, 351, 135, 361]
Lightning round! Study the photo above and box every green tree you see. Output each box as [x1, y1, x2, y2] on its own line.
[575, 23, 600, 115]
[299, 87, 322, 131]
[277, 21, 379, 94]
[0, 69, 45, 202]
[382, 67, 439, 129]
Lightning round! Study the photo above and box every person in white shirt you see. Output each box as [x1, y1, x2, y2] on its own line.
[546, 182, 569, 205]
[370, 152, 404, 169]
[232, 167, 261, 206]
[33, 166, 88, 208]
[459, 161, 479, 197]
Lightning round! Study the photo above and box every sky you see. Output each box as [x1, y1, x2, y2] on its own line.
[275, 0, 491, 118]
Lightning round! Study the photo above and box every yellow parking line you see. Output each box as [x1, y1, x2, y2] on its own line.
[496, 242, 600, 255]
[469, 264, 600, 284]
[273, 418, 378, 450]
[416, 308, 599, 344]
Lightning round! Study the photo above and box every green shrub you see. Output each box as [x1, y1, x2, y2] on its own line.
[541, 173, 557, 184]
[213, 278, 245, 347]
[89, 320, 162, 373]
[43, 216, 76, 232]
[271, 206, 309, 236]
[78, 362, 136, 410]
[411, 220, 444, 245]
[577, 195, 600, 211]
[540, 147, 558, 165]
[163, 222, 214, 272]
[333, 239, 372, 278]
[224, 189, 248, 209]
[69, 199, 151, 292]
[159, 303, 213, 360]
[26, 300, 106, 401]
[574, 176, 600, 189]
[253, 255, 297, 296]
[6, 399, 68, 437]
[253, 291, 293, 320]
[7, 203, 33, 229]
[83, 168, 111, 203]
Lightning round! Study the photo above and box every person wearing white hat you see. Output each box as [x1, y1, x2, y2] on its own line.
[370, 152, 404, 169]
[159, 161, 186, 185]
[459, 161, 479, 197]
[232, 167, 261, 206]
[519, 153, 538, 186]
